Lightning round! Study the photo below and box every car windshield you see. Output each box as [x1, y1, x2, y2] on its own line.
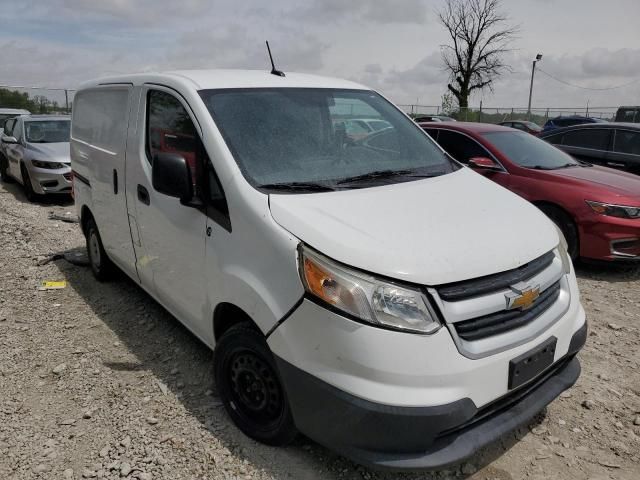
[25, 120, 70, 143]
[199, 88, 458, 191]
[483, 131, 580, 169]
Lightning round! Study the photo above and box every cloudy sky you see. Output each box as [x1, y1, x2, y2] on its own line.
[1, 0, 639, 111]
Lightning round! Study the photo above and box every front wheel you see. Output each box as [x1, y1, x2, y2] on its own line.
[0, 155, 13, 183]
[20, 164, 38, 202]
[214, 323, 297, 446]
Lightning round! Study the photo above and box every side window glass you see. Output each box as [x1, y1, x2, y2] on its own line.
[436, 130, 489, 164]
[544, 132, 564, 144]
[147, 89, 230, 228]
[12, 121, 22, 142]
[614, 131, 640, 155]
[512, 123, 525, 131]
[147, 90, 202, 187]
[563, 129, 610, 150]
[4, 119, 15, 136]
[424, 128, 438, 140]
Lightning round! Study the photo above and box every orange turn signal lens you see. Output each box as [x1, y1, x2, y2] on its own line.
[303, 257, 335, 303]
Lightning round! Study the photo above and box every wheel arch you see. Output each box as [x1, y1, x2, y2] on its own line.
[79, 205, 95, 237]
[532, 200, 581, 256]
[213, 302, 262, 343]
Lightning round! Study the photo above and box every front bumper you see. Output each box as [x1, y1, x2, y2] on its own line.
[275, 322, 586, 470]
[28, 165, 72, 194]
[580, 214, 640, 260]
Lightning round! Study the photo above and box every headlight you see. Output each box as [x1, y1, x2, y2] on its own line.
[554, 225, 572, 274]
[32, 160, 67, 170]
[299, 245, 440, 334]
[586, 200, 640, 219]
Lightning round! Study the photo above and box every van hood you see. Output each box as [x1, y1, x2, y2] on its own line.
[269, 168, 559, 286]
[26, 142, 71, 163]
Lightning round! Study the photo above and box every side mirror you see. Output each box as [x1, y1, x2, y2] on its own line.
[468, 156, 500, 170]
[2, 136, 18, 144]
[151, 152, 195, 204]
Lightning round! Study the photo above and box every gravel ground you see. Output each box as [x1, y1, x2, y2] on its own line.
[1, 180, 639, 480]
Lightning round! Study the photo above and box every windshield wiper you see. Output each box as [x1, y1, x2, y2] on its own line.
[258, 181, 336, 192]
[528, 165, 554, 170]
[555, 163, 580, 169]
[337, 169, 413, 185]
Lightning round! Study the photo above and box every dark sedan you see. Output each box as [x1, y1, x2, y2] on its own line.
[539, 123, 640, 173]
[542, 115, 606, 133]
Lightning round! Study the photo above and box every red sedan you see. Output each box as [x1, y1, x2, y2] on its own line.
[422, 122, 640, 261]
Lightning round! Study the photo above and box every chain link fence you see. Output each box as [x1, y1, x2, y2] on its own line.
[0, 85, 76, 115]
[399, 104, 618, 125]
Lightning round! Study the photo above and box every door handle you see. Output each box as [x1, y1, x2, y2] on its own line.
[137, 184, 150, 205]
[113, 169, 118, 195]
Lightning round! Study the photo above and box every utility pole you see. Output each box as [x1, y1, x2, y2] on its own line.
[527, 53, 543, 121]
[64, 89, 69, 114]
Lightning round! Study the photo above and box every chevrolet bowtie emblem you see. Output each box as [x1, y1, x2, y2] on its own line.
[505, 283, 541, 311]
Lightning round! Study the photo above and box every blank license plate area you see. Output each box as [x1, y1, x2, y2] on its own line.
[508, 337, 557, 390]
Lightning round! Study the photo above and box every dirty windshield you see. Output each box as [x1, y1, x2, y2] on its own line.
[25, 120, 71, 143]
[200, 88, 457, 192]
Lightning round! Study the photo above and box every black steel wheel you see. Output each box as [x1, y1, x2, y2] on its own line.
[214, 323, 297, 445]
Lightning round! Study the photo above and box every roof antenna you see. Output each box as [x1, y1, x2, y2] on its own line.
[266, 41, 285, 77]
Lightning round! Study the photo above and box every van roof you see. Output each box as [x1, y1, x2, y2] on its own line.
[77, 69, 369, 92]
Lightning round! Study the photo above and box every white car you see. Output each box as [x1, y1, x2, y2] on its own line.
[71, 70, 586, 470]
[0, 115, 72, 200]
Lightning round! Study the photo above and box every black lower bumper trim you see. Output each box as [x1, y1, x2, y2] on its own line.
[275, 321, 586, 471]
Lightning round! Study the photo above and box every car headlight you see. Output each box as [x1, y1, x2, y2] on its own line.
[586, 200, 640, 219]
[298, 245, 441, 334]
[553, 225, 572, 274]
[32, 160, 67, 170]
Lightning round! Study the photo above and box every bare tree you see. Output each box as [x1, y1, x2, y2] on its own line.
[438, 0, 518, 109]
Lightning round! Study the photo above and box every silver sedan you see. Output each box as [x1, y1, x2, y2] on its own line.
[0, 115, 72, 201]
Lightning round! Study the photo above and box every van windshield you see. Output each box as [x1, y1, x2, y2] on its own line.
[199, 88, 458, 191]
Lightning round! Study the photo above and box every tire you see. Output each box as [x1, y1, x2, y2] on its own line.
[539, 205, 579, 260]
[20, 164, 38, 202]
[0, 155, 13, 183]
[214, 323, 297, 446]
[85, 218, 116, 281]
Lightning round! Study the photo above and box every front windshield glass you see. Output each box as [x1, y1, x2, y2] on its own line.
[483, 131, 579, 169]
[199, 88, 458, 190]
[25, 120, 70, 143]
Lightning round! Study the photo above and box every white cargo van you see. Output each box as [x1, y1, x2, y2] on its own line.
[71, 70, 586, 470]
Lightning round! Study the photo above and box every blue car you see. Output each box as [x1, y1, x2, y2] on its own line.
[542, 115, 607, 133]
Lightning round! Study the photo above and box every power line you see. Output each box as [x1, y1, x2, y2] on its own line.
[536, 68, 640, 91]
